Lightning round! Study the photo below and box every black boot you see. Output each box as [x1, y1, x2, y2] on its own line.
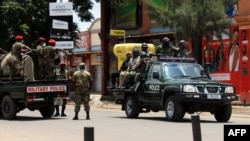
[61, 105, 67, 117]
[73, 112, 78, 120]
[54, 105, 59, 117]
[86, 111, 90, 120]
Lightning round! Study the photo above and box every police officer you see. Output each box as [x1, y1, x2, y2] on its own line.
[72, 62, 93, 120]
[41, 39, 56, 80]
[156, 37, 179, 57]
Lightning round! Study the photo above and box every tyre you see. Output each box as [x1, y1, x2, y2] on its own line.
[124, 95, 140, 118]
[39, 104, 55, 119]
[1, 95, 17, 119]
[165, 96, 184, 121]
[214, 104, 232, 122]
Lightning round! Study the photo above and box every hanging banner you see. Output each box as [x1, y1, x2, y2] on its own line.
[49, 2, 73, 49]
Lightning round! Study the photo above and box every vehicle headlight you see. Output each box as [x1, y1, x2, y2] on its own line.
[224, 86, 234, 94]
[183, 85, 196, 92]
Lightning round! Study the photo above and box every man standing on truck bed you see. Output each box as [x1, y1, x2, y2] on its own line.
[72, 62, 93, 120]
[156, 37, 179, 57]
[40, 39, 56, 80]
[1, 35, 34, 81]
[36, 37, 46, 79]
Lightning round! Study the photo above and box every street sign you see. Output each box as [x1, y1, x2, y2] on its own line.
[110, 29, 125, 36]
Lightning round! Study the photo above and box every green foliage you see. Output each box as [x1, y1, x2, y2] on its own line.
[146, 0, 238, 63]
[0, 0, 99, 51]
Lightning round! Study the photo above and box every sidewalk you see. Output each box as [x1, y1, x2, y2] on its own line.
[68, 93, 250, 118]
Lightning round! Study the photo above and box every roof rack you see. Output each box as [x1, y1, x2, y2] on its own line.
[158, 56, 196, 62]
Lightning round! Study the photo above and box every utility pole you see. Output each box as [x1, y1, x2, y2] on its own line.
[101, 0, 109, 97]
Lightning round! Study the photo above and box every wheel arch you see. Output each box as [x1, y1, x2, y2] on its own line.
[122, 92, 139, 110]
[161, 85, 181, 108]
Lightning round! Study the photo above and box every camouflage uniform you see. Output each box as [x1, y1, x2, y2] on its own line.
[54, 64, 68, 117]
[41, 45, 56, 79]
[72, 65, 93, 120]
[134, 52, 148, 82]
[156, 44, 176, 57]
[9, 42, 24, 79]
[177, 48, 188, 57]
[176, 40, 188, 57]
[36, 44, 44, 79]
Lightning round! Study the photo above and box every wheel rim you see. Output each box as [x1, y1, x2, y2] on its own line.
[3, 102, 11, 114]
[126, 99, 133, 114]
[167, 101, 174, 117]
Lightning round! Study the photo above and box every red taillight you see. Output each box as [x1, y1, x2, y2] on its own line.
[27, 95, 35, 102]
[58, 93, 67, 97]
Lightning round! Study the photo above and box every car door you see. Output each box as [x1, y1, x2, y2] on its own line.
[143, 63, 163, 106]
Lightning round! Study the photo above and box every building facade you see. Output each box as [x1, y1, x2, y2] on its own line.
[99, 0, 250, 103]
[70, 18, 102, 92]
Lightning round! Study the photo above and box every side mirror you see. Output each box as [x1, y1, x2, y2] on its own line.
[153, 71, 160, 79]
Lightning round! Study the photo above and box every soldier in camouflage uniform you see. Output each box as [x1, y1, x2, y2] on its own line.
[40, 39, 56, 80]
[36, 37, 46, 79]
[131, 51, 148, 91]
[72, 63, 93, 120]
[176, 40, 189, 57]
[156, 37, 179, 57]
[1, 35, 33, 80]
[54, 61, 68, 117]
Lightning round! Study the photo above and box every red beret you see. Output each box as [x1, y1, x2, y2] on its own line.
[38, 37, 46, 42]
[15, 35, 23, 41]
[48, 39, 56, 45]
[59, 61, 66, 65]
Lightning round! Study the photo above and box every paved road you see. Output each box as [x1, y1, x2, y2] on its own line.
[0, 94, 249, 141]
[1, 105, 249, 141]
[90, 94, 250, 118]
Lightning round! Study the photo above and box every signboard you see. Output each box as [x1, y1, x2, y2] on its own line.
[49, 2, 73, 49]
[27, 85, 67, 93]
[110, 29, 125, 36]
[113, 0, 139, 29]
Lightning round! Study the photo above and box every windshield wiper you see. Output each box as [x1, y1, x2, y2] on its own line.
[191, 76, 208, 79]
[173, 75, 190, 78]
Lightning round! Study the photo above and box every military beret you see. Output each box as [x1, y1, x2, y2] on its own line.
[48, 39, 56, 45]
[38, 37, 46, 42]
[59, 61, 66, 65]
[15, 35, 23, 41]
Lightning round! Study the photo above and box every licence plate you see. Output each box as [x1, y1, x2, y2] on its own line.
[207, 94, 221, 99]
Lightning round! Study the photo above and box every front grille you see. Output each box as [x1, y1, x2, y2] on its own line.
[206, 86, 219, 93]
[195, 85, 220, 94]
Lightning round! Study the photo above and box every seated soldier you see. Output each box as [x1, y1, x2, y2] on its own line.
[131, 51, 148, 90]
[117, 52, 132, 87]
[121, 47, 140, 88]
[109, 52, 132, 88]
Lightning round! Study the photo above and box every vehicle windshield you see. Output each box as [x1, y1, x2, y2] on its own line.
[163, 63, 208, 78]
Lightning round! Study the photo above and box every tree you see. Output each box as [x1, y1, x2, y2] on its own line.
[146, 0, 238, 64]
[0, 0, 100, 51]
